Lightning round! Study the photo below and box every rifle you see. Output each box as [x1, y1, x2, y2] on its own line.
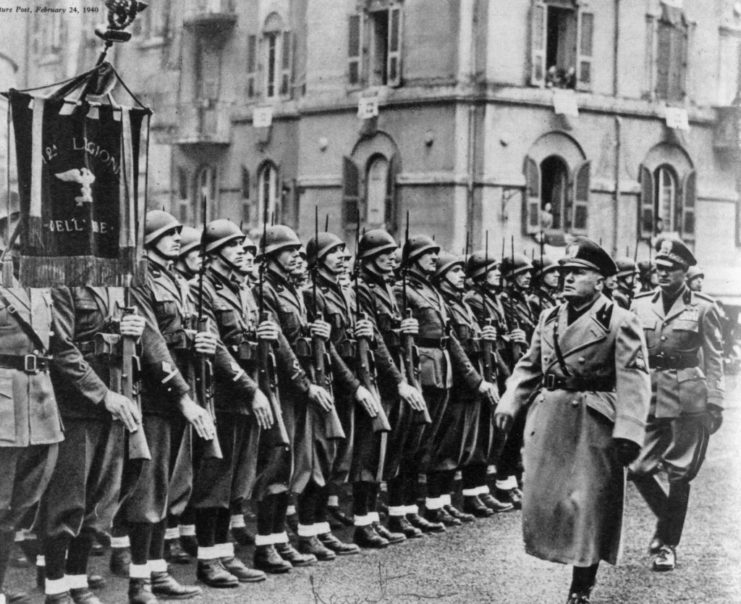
[503, 235, 525, 361]
[310, 206, 345, 439]
[194, 190, 223, 459]
[257, 215, 289, 446]
[96, 290, 151, 461]
[401, 211, 432, 425]
[353, 210, 391, 434]
[479, 231, 495, 384]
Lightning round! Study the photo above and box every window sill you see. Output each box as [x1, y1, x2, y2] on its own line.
[137, 36, 167, 49]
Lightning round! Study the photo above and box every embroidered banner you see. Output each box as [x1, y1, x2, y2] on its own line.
[8, 79, 148, 286]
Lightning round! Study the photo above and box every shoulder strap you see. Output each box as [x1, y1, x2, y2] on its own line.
[0, 289, 48, 352]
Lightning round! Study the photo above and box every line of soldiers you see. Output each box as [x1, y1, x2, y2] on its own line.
[0, 213, 726, 604]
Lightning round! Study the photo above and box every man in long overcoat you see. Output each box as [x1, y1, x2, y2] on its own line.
[495, 237, 651, 604]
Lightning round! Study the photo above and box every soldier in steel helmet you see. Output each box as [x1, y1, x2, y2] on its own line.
[685, 265, 704, 292]
[530, 255, 560, 315]
[431, 251, 501, 520]
[187, 219, 272, 587]
[394, 235, 494, 528]
[496, 237, 650, 604]
[174, 227, 202, 282]
[257, 225, 352, 567]
[355, 229, 433, 537]
[612, 257, 638, 310]
[629, 237, 725, 573]
[120, 210, 218, 603]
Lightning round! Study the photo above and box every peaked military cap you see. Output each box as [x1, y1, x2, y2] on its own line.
[654, 236, 696, 269]
[559, 236, 617, 277]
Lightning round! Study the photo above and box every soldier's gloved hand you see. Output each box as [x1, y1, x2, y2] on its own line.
[705, 404, 723, 435]
[398, 381, 426, 412]
[612, 438, 641, 466]
[494, 412, 513, 434]
[194, 331, 218, 356]
[509, 328, 528, 345]
[256, 319, 279, 342]
[478, 380, 500, 407]
[104, 390, 141, 432]
[120, 313, 145, 338]
[309, 319, 331, 341]
[400, 317, 419, 336]
[308, 384, 334, 413]
[251, 389, 274, 430]
[481, 325, 498, 341]
[178, 395, 216, 441]
[354, 319, 374, 340]
[355, 385, 379, 418]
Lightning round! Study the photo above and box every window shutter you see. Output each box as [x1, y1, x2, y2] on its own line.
[348, 14, 363, 86]
[342, 157, 361, 231]
[530, 1, 547, 86]
[639, 164, 655, 239]
[247, 34, 258, 98]
[385, 153, 399, 235]
[387, 6, 403, 87]
[576, 10, 594, 90]
[524, 156, 541, 235]
[280, 30, 294, 97]
[656, 22, 671, 99]
[681, 169, 696, 241]
[571, 160, 590, 234]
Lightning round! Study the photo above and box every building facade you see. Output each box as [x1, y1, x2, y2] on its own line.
[4, 0, 741, 298]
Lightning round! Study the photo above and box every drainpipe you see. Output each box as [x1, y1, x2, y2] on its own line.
[614, 116, 621, 253]
[466, 0, 478, 246]
[613, 0, 620, 97]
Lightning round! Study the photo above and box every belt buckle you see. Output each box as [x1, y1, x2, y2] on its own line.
[24, 354, 38, 374]
[440, 336, 449, 349]
[544, 373, 556, 390]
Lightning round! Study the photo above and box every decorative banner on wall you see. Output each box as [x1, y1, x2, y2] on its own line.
[7, 66, 150, 286]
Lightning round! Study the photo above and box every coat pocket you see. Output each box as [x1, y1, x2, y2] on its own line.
[419, 349, 442, 388]
[677, 366, 707, 413]
[0, 373, 15, 442]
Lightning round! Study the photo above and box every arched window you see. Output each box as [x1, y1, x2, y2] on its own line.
[366, 155, 389, 228]
[257, 162, 280, 223]
[539, 156, 569, 230]
[654, 165, 677, 234]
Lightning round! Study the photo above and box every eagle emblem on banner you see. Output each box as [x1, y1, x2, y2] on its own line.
[55, 167, 96, 206]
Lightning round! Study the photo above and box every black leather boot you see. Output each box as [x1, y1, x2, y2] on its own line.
[317, 532, 360, 555]
[353, 525, 388, 549]
[128, 578, 157, 604]
[462, 495, 494, 518]
[150, 571, 202, 599]
[406, 513, 445, 533]
[275, 542, 318, 567]
[221, 556, 266, 582]
[387, 515, 423, 539]
[373, 523, 406, 544]
[253, 545, 292, 574]
[196, 558, 239, 588]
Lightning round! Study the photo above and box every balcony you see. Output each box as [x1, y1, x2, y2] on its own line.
[183, 0, 237, 37]
[174, 100, 232, 146]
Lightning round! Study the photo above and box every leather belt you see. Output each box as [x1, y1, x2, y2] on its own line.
[0, 353, 52, 374]
[543, 372, 614, 392]
[417, 336, 449, 349]
[649, 354, 699, 370]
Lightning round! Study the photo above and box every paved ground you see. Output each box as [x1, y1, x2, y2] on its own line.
[7, 377, 741, 603]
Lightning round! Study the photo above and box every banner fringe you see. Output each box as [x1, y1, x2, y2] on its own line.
[19, 251, 146, 287]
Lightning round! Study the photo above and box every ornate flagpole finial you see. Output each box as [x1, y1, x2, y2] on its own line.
[95, 0, 148, 44]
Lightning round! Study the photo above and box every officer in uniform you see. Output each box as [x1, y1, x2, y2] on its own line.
[495, 237, 650, 604]
[304, 232, 400, 549]
[395, 236, 490, 528]
[495, 253, 537, 508]
[612, 257, 637, 310]
[0, 287, 64, 604]
[630, 237, 724, 572]
[258, 226, 354, 565]
[123, 210, 218, 604]
[355, 230, 431, 538]
[432, 252, 500, 519]
[529, 256, 560, 315]
[685, 266, 704, 293]
[189, 220, 271, 587]
[40, 287, 144, 604]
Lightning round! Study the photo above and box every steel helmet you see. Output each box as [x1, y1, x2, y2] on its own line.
[260, 225, 302, 256]
[358, 229, 397, 260]
[501, 253, 533, 277]
[686, 265, 704, 281]
[144, 210, 182, 246]
[433, 251, 464, 280]
[203, 219, 244, 254]
[178, 226, 201, 258]
[466, 250, 498, 280]
[306, 232, 345, 268]
[242, 236, 257, 256]
[614, 257, 637, 279]
[532, 256, 558, 278]
[401, 235, 440, 267]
